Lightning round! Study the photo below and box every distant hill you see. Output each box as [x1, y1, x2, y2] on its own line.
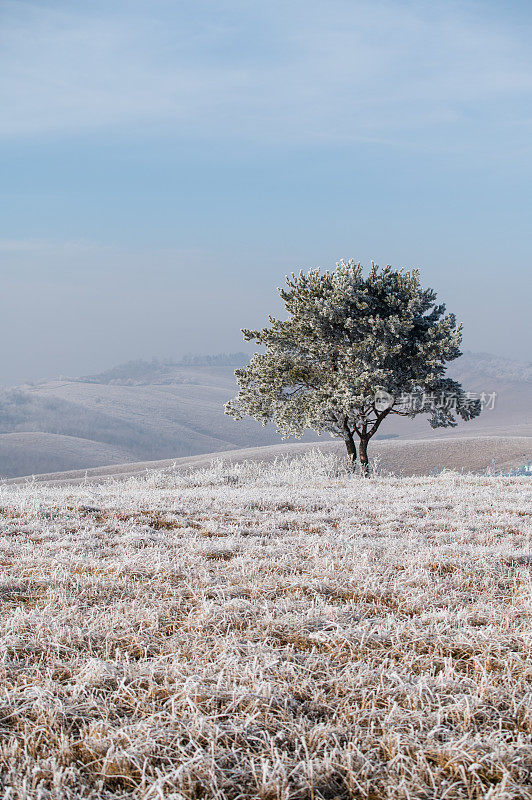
[0, 432, 133, 478]
[0, 351, 530, 478]
[448, 350, 531, 383]
[79, 352, 250, 385]
[7, 436, 531, 486]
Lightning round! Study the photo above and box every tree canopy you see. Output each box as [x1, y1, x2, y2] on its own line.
[225, 261, 481, 472]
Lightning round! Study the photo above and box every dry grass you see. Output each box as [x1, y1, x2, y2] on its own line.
[0, 451, 530, 799]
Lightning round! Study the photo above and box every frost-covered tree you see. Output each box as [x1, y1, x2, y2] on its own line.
[225, 261, 481, 473]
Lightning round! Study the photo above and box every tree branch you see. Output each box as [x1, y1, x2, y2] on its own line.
[367, 405, 391, 437]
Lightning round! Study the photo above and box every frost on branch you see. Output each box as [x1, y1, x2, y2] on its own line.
[225, 260, 481, 472]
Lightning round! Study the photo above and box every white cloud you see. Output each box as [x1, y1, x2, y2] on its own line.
[0, 0, 531, 147]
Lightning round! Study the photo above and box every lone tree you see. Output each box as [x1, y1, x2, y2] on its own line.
[225, 261, 481, 474]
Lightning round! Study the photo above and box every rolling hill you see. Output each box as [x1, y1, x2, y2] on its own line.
[9, 435, 530, 487]
[0, 351, 530, 478]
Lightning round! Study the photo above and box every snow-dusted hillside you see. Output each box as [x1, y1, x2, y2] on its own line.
[0, 453, 530, 798]
[10, 435, 531, 487]
[0, 432, 133, 478]
[0, 368, 307, 478]
[0, 351, 530, 478]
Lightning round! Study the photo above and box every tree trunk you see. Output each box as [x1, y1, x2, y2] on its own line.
[359, 436, 370, 477]
[343, 430, 357, 470]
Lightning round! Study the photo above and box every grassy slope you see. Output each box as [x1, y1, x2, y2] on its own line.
[0, 453, 531, 799]
[0, 432, 134, 479]
[1, 353, 530, 478]
[9, 435, 532, 485]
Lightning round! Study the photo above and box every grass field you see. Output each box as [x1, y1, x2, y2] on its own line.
[0, 452, 531, 798]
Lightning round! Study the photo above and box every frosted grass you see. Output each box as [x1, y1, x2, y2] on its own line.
[0, 452, 530, 798]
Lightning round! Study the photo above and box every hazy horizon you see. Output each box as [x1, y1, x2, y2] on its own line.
[1, 0, 531, 386]
[0, 345, 529, 392]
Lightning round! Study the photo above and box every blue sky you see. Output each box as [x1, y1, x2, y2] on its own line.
[1, 0, 531, 384]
